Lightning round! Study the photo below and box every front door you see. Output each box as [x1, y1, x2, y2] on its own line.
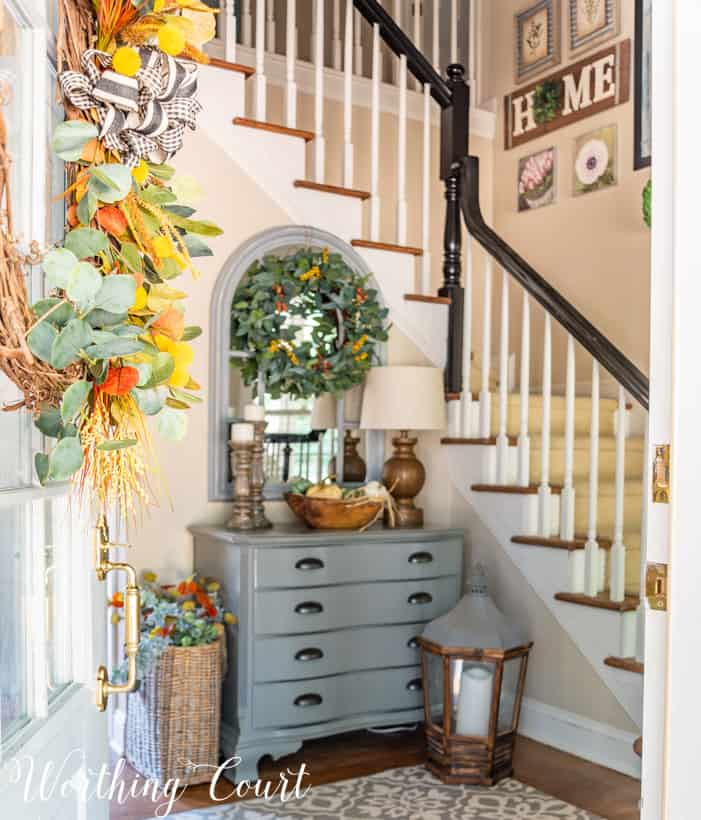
[0, 1, 109, 816]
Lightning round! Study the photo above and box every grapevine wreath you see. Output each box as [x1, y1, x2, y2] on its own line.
[231, 247, 389, 400]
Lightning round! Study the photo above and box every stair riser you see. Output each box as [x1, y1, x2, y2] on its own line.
[529, 446, 645, 484]
[490, 399, 620, 438]
[572, 494, 643, 538]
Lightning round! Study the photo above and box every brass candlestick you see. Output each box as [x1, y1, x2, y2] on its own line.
[251, 420, 272, 529]
[227, 440, 255, 530]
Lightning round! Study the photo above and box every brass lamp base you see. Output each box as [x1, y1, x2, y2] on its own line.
[382, 429, 425, 528]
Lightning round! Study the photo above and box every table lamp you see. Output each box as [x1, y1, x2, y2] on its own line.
[360, 366, 446, 527]
[310, 384, 365, 482]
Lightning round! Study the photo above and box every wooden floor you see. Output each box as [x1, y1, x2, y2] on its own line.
[110, 730, 640, 819]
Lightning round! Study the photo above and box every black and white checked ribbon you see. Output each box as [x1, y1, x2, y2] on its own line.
[59, 47, 202, 166]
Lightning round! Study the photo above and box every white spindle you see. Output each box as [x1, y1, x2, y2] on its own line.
[432, 0, 440, 71]
[517, 291, 530, 486]
[285, 0, 297, 128]
[461, 235, 473, 437]
[343, 0, 354, 187]
[584, 360, 601, 596]
[537, 313, 552, 535]
[396, 53, 408, 245]
[560, 334, 576, 540]
[412, 0, 422, 90]
[496, 269, 509, 483]
[332, 0, 342, 70]
[225, 0, 237, 62]
[254, 0, 266, 121]
[266, 0, 275, 53]
[242, 0, 252, 47]
[370, 22, 381, 241]
[354, 9, 363, 74]
[421, 83, 432, 293]
[478, 256, 493, 439]
[392, 0, 402, 84]
[450, 0, 458, 64]
[610, 385, 627, 602]
[313, 0, 326, 183]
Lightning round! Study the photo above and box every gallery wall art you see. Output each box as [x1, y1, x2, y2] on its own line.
[573, 124, 617, 195]
[568, 0, 620, 56]
[518, 147, 557, 212]
[634, 0, 652, 169]
[515, 0, 561, 83]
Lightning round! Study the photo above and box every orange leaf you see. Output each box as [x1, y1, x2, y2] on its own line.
[100, 366, 140, 396]
[151, 306, 185, 341]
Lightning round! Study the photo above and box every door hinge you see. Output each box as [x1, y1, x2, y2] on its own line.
[652, 444, 670, 503]
[646, 562, 668, 611]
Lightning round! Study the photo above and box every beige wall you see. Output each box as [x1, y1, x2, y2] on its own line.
[486, 1, 651, 382]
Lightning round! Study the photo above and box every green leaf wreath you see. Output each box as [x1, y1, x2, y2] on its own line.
[230, 247, 390, 400]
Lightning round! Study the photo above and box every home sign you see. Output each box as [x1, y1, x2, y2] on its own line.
[504, 39, 631, 150]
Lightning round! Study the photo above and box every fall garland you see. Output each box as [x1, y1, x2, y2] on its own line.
[231, 247, 389, 400]
[0, 0, 221, 522]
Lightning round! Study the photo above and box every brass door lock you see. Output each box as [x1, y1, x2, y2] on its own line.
[645, 562, 668, 612]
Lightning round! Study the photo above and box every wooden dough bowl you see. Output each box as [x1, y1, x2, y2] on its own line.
[285, 493, 383, 530]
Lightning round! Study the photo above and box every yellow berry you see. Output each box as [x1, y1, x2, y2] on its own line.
[112, 46, 141, 78]
[182, 601, 196, 611]
[169, 364, 190, 388]
[157, 24, 185, 56]
[152, 235, 173, 258]
[131, 160, 149, 185]
[142, 570, 158, 583]
[131, 286, 148, 311]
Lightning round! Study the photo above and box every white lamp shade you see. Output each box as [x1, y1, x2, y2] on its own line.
[310, 383, 364, 428]
[359, 366, 446, 431]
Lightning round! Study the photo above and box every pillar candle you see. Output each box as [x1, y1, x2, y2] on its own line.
[232, 422, 255, 442]
[244, 403, 266, 422]
[456, 664, 494, 736]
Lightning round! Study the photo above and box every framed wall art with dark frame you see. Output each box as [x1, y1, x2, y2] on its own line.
[634, 0, 652, 169]
[515, 0, 561, 84]
[568, 0, 620, 56]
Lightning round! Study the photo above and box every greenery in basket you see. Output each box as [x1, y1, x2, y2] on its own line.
[533, 80, 561, 125]
[112, 572, 237, 683]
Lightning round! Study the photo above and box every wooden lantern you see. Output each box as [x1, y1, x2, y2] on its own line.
[417, 566, 533, 785]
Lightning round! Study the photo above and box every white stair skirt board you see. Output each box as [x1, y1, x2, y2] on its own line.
[518, 696, 641, 779]
[447, 445, 643, 727]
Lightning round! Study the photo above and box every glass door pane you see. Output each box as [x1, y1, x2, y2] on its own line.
[45, 497, 73, 700]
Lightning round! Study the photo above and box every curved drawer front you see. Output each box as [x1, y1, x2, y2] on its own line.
[254, 623, 425, 683]
[254, 539, 462, 589]
[252, 667, 424, 729]
[254, 576, 459, 636]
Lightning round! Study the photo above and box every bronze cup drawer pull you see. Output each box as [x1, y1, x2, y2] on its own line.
[294, 601, 324, 615]
[294, 693, 323, 708]
[408, 592, 433, 605]
[295, 557, 325, 571]
[407, 636, 420, 650]
[295, 647, 324, 662]
[406, 678, 423, 692]
[408, 551, 434, 564]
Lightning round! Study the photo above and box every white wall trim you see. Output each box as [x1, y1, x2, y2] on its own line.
[232, 44, 497, 141]
[519, 696, 642, 780]
[110, 705, 126, 758]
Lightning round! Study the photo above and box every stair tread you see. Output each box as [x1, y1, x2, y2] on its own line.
[233, 117, 315, 142]
[404, 293, 451, 305]
[554, 591, 639, 612]
[604, 656, 644, 674]
[444, 434, 643, 449]
[208, 57, 256, 77]
[472, 483, 563, 495]
[512, 534, 642, 551]
[294, 179, 370, 200]
[351, 239, 423, 256]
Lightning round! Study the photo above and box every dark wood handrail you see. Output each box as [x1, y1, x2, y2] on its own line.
[352, 0, 650, 410]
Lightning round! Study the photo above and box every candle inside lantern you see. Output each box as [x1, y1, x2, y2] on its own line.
[231, 422, 255, 442]
[243, 403, 265, 422]
[456, 664, 494, 736]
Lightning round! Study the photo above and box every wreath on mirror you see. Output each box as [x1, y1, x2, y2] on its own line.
[230, 247, 390, 400]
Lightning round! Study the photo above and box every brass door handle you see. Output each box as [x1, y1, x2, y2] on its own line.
[93, 517, 140, 712]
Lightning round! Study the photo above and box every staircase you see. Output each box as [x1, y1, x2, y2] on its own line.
[197, 0, 646, 742]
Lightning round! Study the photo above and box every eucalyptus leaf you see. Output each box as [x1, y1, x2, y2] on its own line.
[156, 406, 188, 441]
[32, 298, 75, 327]
[133, 386, 166, 415]
[77, 191, 98, 225]
[139, 185, 176, 205]
[119, 242, 143, 274]
[51, 318, 93, 370]
[164, 204, 195, 218]
[84, 338, 145, 359]
[148, 162, 175, 181]
[165, 212, 223, 237]
[91, 275, 136, 314]
[88, 163, 132, 204]
[43, 248, 78, 291]
[147, 351, 175, 386]
[27, 322, 58, 364]
[134, 361, 153, 387]
[183, 234, 213, 258]
[47, 436, 84, 481]
[64, 227, 109, 260]
[34, 406, 63, 438]
[96, 439, 138, 451]
[86, 308, 128, 328]
[170, 387, 202, 405]
[35, 452, 50, 485]
[66, 262, 103, 310]
[60, 380, 92, 424]
[181, 326, 202, 342]
[51, 120, 98, 161]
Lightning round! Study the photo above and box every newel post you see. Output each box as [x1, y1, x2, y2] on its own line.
[439, 64, 469, 397]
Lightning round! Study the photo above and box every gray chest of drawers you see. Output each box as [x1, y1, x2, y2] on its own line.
[191, 524, 463, 782]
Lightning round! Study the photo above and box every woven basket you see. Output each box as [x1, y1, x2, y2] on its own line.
[125, 637, 225, 786]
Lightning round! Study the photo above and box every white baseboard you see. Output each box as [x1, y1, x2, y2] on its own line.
[110, 705, 126, 758]
[518, 696, 641, 780]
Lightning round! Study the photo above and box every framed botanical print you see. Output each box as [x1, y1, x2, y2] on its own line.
[515, 0, 561, 84]
[634, 0, 652, 169]
[568, 0, 619, 56]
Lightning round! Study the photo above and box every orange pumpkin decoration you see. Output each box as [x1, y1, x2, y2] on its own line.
[97, 205, 128, 237]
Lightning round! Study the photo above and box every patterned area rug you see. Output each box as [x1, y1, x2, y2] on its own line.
[168, 765, 601, 820]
